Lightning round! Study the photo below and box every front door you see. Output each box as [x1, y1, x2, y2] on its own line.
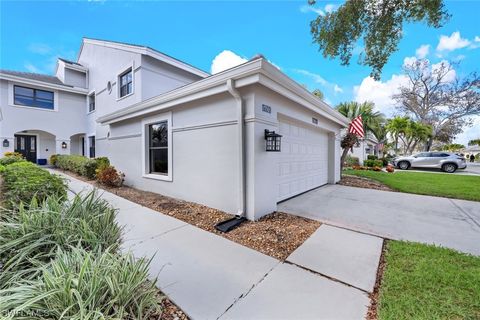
[14, 134, 37, 163]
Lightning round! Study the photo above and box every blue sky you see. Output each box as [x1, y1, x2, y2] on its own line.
[1, 0, 479, 144]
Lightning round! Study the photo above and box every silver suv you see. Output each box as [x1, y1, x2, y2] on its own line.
[392, 152, 467, 173]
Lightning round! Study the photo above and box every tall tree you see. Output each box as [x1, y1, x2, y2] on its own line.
[336, 101, 385, 170]
[441, 143, 465, 152]
[468, 139, 480, 146]
[394, 59, 480, 151]
[386, 117, 432, 154]
[309, 0, 450, 79]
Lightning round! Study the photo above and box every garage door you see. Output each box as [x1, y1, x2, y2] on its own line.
[277, 118, 328, 201]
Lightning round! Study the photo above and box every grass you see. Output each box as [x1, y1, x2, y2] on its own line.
[344, 169, 480, 201]
[378, 241, 480, 320]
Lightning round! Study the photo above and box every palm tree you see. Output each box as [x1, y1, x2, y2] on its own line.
[336, 101, 385, 170]
[336, 101, 385, 138]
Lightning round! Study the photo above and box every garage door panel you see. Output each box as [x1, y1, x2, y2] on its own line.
[277, 118, 328, 201]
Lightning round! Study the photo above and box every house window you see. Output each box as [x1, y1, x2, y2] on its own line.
[88, 92, 95, 112]
[119, 69, 133, 98]
[89, 136, 95, 158]
[148, 121, 168, 174]
[14, 85, 54, 110]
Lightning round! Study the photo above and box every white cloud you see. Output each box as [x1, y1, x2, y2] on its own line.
[415, 44, 430, 58]
[300, 3, 337, 16]
[353, 74, 409, 116]
[334, 84, 343, 93]
[431, 60, 456, 83]
[210, 50, 248, 74]
[403, 56, 417, 66]
[454, 116, 480, 146]
[24, 63, 41, 73]
[436, 31, 471, 52]
[28, 43, 52, 55]
[475, 36, 480, 42]
[294, 69, 328, 86]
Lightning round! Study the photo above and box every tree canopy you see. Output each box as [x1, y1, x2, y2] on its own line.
[468, 139, 480, 146]
[309, 0, 450, 79]
[336, 101, 385, 138]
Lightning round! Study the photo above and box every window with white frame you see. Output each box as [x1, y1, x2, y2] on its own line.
[142, 113, 172, 181]
[88, 92, 95, 112]
[119, 68, 133, 98]
[148, 121, 168, 174]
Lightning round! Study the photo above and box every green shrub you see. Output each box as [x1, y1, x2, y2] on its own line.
[55, 155, 110, 179]
[0, 247, 160, 319]
[95, 156, 110, 171]
[345, 155, 360, 167]
[367, 155, 378, 160]
[0, 164, 5, 174]
[0, 192, 121, 287]
[1, 162, 67, 207]
[0, 153, 25, 166]
[49, 154, 58, 166]
[380, 157, 389, 166]
[364, 159, 384, 168]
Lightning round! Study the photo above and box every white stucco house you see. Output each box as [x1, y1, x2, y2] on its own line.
[348, 133, 382, 164]
[0, 38, 349, 220]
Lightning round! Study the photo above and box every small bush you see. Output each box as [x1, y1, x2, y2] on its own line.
[1, 162, 67, 207]
[345, 155, 360, 167]
[0, 191, 121, 286]
[367, 155, 378, 160]
[364, 159, 384, 168]
[0, 247, 160, 319]
[0, 153, 25, 166]
[49, 154, 58, 166]
[95, 157, 110, 171]
[96, 165, 125, 187]
[386, 165, 395, 173]
[380, 157, 389, 166]
[55, 155, 98, 179]
[0, 164, 5, 174]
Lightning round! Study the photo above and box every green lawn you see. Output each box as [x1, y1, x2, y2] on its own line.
[378, 241, 480, 320]
[344, 170, 480, 201]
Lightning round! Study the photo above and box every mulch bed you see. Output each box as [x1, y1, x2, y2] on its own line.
[159, 298, 188, 320]
[366, 240, 388, 320]
[339, 175, 394, 192]
[55, 169, 321, 261]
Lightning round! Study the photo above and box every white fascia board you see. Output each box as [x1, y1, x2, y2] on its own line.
[82, 38, 209, 78]
[0, 74, 89, 95]
[98, 58, 349, 127]
[97, 59, 263, 124]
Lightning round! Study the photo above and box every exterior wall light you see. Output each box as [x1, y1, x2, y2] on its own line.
[61, 142, 68, 149]
[264, 129, 282, 152]
[3, 139, 9, 148]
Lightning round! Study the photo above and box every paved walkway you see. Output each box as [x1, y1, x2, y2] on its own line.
[53, 170, 380, 320]
[279, 184, 480, 256]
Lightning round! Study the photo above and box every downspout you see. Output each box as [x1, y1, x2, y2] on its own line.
[226, 79, 246, 217]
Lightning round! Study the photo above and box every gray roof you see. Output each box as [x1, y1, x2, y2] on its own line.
[58, 57, 83, 66]
[0, 69, 72, 87]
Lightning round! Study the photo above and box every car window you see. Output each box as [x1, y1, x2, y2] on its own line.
[415, 153, 429, 157]
[431, 152, 449, 157]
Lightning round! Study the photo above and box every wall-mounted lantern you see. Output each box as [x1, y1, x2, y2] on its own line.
[61, 142, 68, 149]
[264, 129, 282, 152]
[3, 139, 9, 148]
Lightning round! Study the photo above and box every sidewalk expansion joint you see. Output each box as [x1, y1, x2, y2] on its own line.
[215, 261, 281, 320]
[283, 260, 371, 295]
[449, 199, 480, 230]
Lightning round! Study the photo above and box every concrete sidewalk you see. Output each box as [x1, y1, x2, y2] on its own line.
[53, 170, 372, 319]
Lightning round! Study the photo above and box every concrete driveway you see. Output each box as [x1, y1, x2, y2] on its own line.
[278, 185, 480, 255]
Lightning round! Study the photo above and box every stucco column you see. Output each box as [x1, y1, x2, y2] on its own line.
[55, 139, 71, 155]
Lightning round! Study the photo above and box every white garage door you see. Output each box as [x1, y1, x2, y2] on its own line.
[277, 118, 329, 201]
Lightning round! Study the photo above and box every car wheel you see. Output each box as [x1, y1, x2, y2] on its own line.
[398, 161, 410, 170]
[442, 163, 457, 173]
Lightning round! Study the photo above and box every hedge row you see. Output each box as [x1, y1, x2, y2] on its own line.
[1, 161, 67, 207]
[54, 155, 109, 179]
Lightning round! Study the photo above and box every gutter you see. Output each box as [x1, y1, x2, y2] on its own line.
[226, 79, 246, 217]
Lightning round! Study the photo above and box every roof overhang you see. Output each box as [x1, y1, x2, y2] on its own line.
[0, 73, 89, 95]
[79, 38, 209, 78]
[97, 58, 350, 127]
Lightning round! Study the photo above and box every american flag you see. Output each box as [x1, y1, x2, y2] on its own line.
[348, 115, 365, 138]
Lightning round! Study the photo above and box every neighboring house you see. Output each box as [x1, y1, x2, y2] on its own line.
[348, 133, 382, 164]
[0, 38, 349, 220]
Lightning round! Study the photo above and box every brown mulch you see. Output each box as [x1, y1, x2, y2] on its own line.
[338, 175, 394, 192]
[366, 240, 388, 320]
[159, 298, 188, 320]
[56, 169, 321, 261]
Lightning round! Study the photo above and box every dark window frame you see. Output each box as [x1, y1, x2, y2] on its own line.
[119, 68, 133, 98]
[148, 121, 168, 175]
[89, 136, 95, 158]
[14, 85, 54, 110]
